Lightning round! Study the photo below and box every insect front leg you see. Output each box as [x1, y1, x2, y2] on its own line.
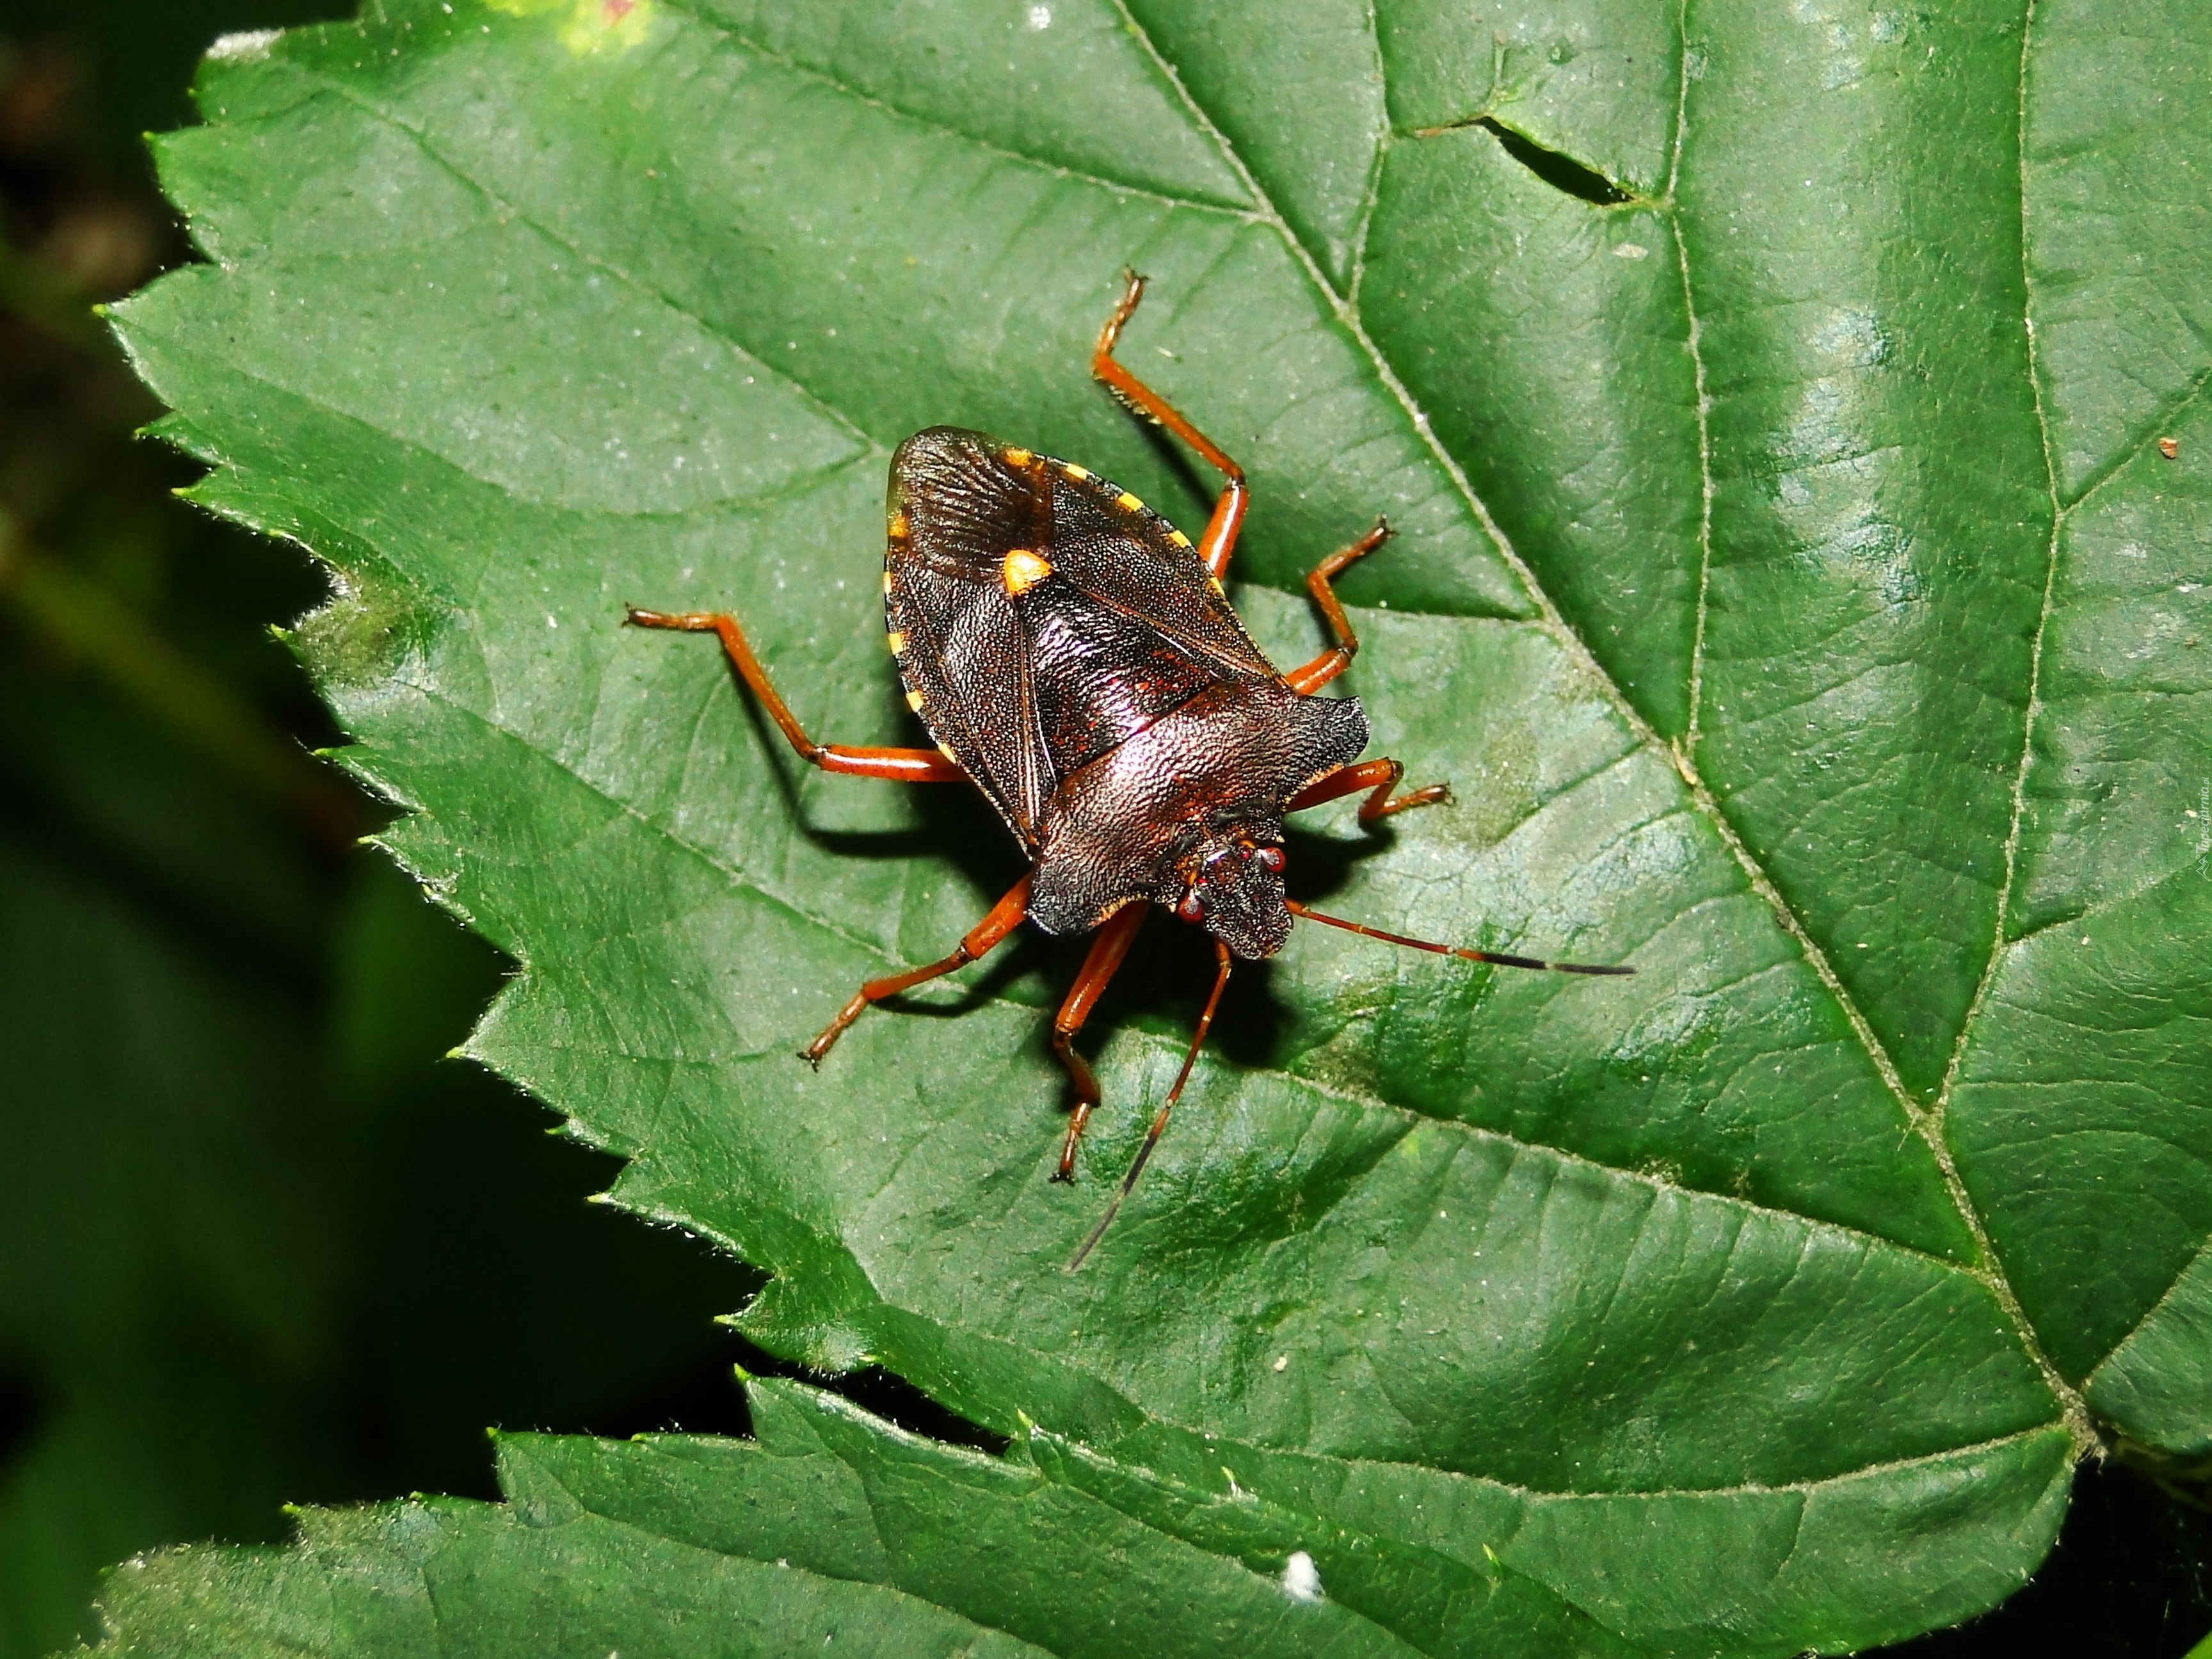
[1091, 269, 1247, 582]
[1047, 900, 1150, 1180]
[1288, 757, 1450, 823]
[1285, 518, 1394, 694]
[802, 876, 1034, 1066]
[625, 607, 964, 783]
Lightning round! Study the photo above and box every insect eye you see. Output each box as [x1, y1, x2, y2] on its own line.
[1254, 846, 1285, 872]
[1176, 889, 1205, 922]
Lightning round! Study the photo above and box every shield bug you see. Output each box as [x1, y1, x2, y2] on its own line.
[628, 271, 1631, 1267]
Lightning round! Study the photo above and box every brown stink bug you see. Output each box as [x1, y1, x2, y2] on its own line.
[628, 271, 1631, 1266]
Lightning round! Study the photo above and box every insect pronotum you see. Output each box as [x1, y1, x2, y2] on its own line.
[628, 270, 1631, 1268]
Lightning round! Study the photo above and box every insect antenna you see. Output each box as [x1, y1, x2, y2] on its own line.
[1283, 900, 1635, 976]
[1065, 939, 1234, 1271]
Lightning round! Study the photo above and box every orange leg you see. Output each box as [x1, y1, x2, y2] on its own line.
[803, 876, 1034, 1065]
[1288, 756, 1450, 824]
[1093, 269, 1247, 582]
[1048, 899, 1151, 1180]
[627, 607, 963, 783]
[1286, 518, 1393, 694]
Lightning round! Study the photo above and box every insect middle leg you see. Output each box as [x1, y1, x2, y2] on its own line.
[1092, 269, 1247, 582]
[1047, 900, 1150, 1180]
[626, 607, 963, 783]
[1288, 757, 1450, 823]
[802, 876, 1034, 1066]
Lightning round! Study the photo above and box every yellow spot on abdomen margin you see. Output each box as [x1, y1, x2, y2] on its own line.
[1003, 447, 1033, 467]
[887, 630, 908, 653]
[905, 687, 927, 712]
[1061, 463, 1090, 481]
[1166, 527, 1192, 549]
[1001, 549, 1054, 596]
[888, 511, 909, 539]
[1116, 491, 1142, 512]
[882, 568, 895, 594]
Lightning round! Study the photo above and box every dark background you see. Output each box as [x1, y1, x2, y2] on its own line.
[0, 4, 2203, 1655]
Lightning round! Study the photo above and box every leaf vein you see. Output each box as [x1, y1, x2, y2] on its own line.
[1668, 0, 1718, 752]
[2060, 357, 2212, 517]
[2085, 1226, 2212, 1396]
[655, 0, 1262, 219]
[291, 64, 891, 466]
[1919, 0, 2095, 1454]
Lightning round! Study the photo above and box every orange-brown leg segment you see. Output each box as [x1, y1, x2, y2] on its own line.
[1286, 518, 1393, 694]
[1092, 269, 1247, 582]
[627, 607, 964, 783]
[1049, 900, 1151, 1180]
[1288, 757, 1452, 824]
[802, 876, 1034, 1066]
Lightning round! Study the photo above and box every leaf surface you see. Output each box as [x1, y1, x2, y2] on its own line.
[99, 0, 2212, 1650]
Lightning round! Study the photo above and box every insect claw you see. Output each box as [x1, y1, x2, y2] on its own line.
[1096, 268, 1150, 358]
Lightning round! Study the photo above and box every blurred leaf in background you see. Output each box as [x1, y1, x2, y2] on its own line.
[0, 6, 760, 1655]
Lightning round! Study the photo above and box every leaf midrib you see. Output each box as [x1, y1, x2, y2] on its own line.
[1911, 0, 2087, 1443]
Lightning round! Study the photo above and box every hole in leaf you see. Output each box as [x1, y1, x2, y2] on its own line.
[1475, 118, 1635, 206]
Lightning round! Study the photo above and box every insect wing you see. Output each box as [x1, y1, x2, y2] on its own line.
[1016, 463, 1277, 780]
[1041, 466, 1272, 684]
[886, 427, 1285, 853]
[886, 428, 1059, 847]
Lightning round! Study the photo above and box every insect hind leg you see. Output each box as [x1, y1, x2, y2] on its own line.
[1090, 270, 1247, 582]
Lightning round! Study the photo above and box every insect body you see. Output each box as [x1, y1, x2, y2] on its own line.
[885, 422, 1359, 965]
[628, 271, 1630, 1266]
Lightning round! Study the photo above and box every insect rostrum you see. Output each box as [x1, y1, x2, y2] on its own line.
[628, 271, 1630, 1267]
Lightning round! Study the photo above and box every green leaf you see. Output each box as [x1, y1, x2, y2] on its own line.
[78, 1376, 2056, 1659]
[97, 0, 2209, 1650]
